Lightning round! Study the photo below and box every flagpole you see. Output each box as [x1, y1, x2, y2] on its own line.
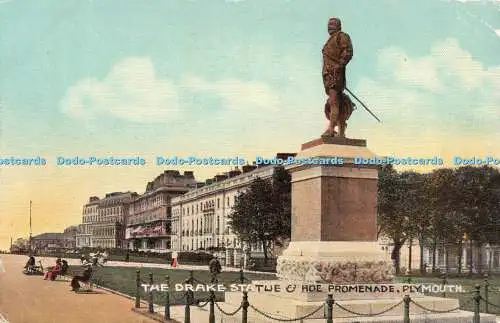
[29, 200, 32, 254]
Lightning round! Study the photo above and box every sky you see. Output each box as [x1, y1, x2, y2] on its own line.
[0, 0, 499, 251]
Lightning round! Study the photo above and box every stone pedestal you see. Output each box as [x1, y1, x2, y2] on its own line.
[215, 137, 496, 322]
[277, 137, 391, 283]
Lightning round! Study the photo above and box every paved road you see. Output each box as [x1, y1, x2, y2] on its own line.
[0, 254, 156, 323]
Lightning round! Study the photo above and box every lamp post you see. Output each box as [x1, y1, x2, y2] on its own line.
[221, 241, 226, 266]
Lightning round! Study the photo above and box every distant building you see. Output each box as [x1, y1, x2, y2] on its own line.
[32, 233, 69, 252]
[63, 225, 78, 249]
[126, 170, 197, 252]
[378, 237, 500, 274]
[76, 196, 99, 248]
[76, 192, 137, 249]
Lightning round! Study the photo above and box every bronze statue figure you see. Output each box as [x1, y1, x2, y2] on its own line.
[322, 17, 354, 137]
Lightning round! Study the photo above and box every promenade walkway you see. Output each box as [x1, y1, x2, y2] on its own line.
[0, 254, 156, 323]
[35, 255, 272, 275]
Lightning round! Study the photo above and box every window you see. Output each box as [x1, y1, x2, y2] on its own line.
[217, 198, 220, 209]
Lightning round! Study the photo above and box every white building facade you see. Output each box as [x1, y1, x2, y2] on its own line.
[171, 165, 274, 253]
[75, 192, 136, 249]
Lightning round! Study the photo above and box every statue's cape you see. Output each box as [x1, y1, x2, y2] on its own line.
[324, 93, 355, 121]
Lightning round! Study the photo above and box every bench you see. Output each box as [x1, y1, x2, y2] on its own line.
[23, 261, 44, 275]
[78, 280, 94, 292]
[72, 268, 94, 293]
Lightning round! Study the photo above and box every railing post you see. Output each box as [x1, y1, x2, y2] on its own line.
[135, 270, 141, 308]
[241, 291, 249, 323]
[403, 295, 410, 323]
[209, 290, 215, 323]
[473, 284, 481, 323]
[189, 270, 194, 284]
[326, 294, 334, 323]
[184, 291, 191, 323]
[441, 274, 448, 298]
[484, 273, 489, 314]
[148, 273, 154, 313]
[164, 275, 171, 320]
[239, 268, 244, 284]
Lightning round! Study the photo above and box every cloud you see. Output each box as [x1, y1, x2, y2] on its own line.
[375, 39, 494, 93]
[183, 76, 281, 112]
[61, 57, 283, 123]
[61, 57, 181, 122]
[378, 47, 444, 92]
[355, 38, 500, 154]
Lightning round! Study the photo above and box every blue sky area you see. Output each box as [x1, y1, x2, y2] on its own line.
[0, 0, 499, 249]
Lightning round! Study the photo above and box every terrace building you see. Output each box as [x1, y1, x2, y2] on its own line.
[76, 197, 99, 248]
[76, 192, 137, 249]
[126, 170, 198, 252]
[171, 164, 276, 253]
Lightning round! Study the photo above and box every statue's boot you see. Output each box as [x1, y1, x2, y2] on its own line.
[322, 123, 337, 137]
[338, 122, 347, 138]
[327, 101, 340, 137]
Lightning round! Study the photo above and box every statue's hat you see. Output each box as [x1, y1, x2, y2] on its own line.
[328, 17, 341, 32]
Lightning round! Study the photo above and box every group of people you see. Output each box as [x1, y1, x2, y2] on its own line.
[80, 250, 108, 266]
[24, 256, 93, 292]
[42, 258, 69, 280]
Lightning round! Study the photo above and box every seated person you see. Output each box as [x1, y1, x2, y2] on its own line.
[24, 256, 36, 272]
[44, 258, 62, 280]
[71, 265, 92, 291]
[60, 260, 69, 276]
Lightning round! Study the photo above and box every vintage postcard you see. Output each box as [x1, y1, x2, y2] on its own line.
[1, 0, 499, 322]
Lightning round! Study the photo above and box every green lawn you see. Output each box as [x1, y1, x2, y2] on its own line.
[67, 265, 500, 315]
[394, 275, 500, 314]
[68, 266, 276, 306]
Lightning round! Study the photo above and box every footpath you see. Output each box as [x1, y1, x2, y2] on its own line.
[7, 254, 500, 323]
[0, 254, 157, 323]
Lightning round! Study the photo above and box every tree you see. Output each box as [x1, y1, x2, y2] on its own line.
[399, 171, 431, 274]
[426, 168, 462, 273]
[454, 166, 500, 274]
[377, 165, 412, 275]
[270, 165, 292, 249]
[228, 166, 291, 263]
[11, 237, 29, 253]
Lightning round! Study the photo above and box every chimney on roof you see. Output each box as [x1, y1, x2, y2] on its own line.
[228, 169, 242, 178]
[243, 165, 257, 173]
[165, 170, 180, 176]
[276, 152, 297, 160]
[214, 174, 228, 182]
[183, 171, 194, 179]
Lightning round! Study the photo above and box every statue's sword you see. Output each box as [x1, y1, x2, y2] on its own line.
[345, 87, 382, 123]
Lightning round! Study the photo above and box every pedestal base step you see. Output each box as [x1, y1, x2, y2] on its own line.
[221, 292, 497, 323]
[184, 304, 497, 323]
